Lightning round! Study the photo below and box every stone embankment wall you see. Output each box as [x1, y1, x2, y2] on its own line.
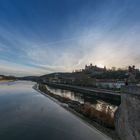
[115, 86, 140, 140]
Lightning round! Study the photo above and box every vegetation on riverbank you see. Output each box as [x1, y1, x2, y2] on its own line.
[38, 84, 115, 128]
[37, 83, 120, 140]
[0, 80, 15, 83]
[0, 75, 16, 82]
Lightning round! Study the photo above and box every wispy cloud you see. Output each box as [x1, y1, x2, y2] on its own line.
[0, 0, 140, 76]
[23, 24, 140, 71]
[0, 60, 48, 76]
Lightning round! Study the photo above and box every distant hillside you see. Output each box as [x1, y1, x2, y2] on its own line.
[17, 76, 39, 82]
[15, 65, 140, 84]
[39, 72, 96, 86]
[0, 75, 16, 80]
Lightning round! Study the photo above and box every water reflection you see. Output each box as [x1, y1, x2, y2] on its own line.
[0, 81, 110, 140]
[46, 85, 118, 118]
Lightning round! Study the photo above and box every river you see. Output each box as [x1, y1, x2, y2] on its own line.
[0, 81, 111, 140]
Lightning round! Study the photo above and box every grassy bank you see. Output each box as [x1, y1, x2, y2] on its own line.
[0, 80, 15, 83]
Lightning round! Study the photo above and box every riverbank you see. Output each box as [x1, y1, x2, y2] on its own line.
[34, 83, 120, 140]
[0, 80, 15, 83]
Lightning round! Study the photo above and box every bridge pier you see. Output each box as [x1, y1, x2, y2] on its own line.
[115, 86, 140, 140]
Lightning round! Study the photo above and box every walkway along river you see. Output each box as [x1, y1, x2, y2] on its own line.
[0, 81, 111, 140]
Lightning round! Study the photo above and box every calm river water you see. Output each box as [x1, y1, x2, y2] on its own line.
[0, 81, 110, 140]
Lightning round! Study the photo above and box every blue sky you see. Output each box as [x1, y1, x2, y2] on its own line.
[0, 0, 140, 76]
